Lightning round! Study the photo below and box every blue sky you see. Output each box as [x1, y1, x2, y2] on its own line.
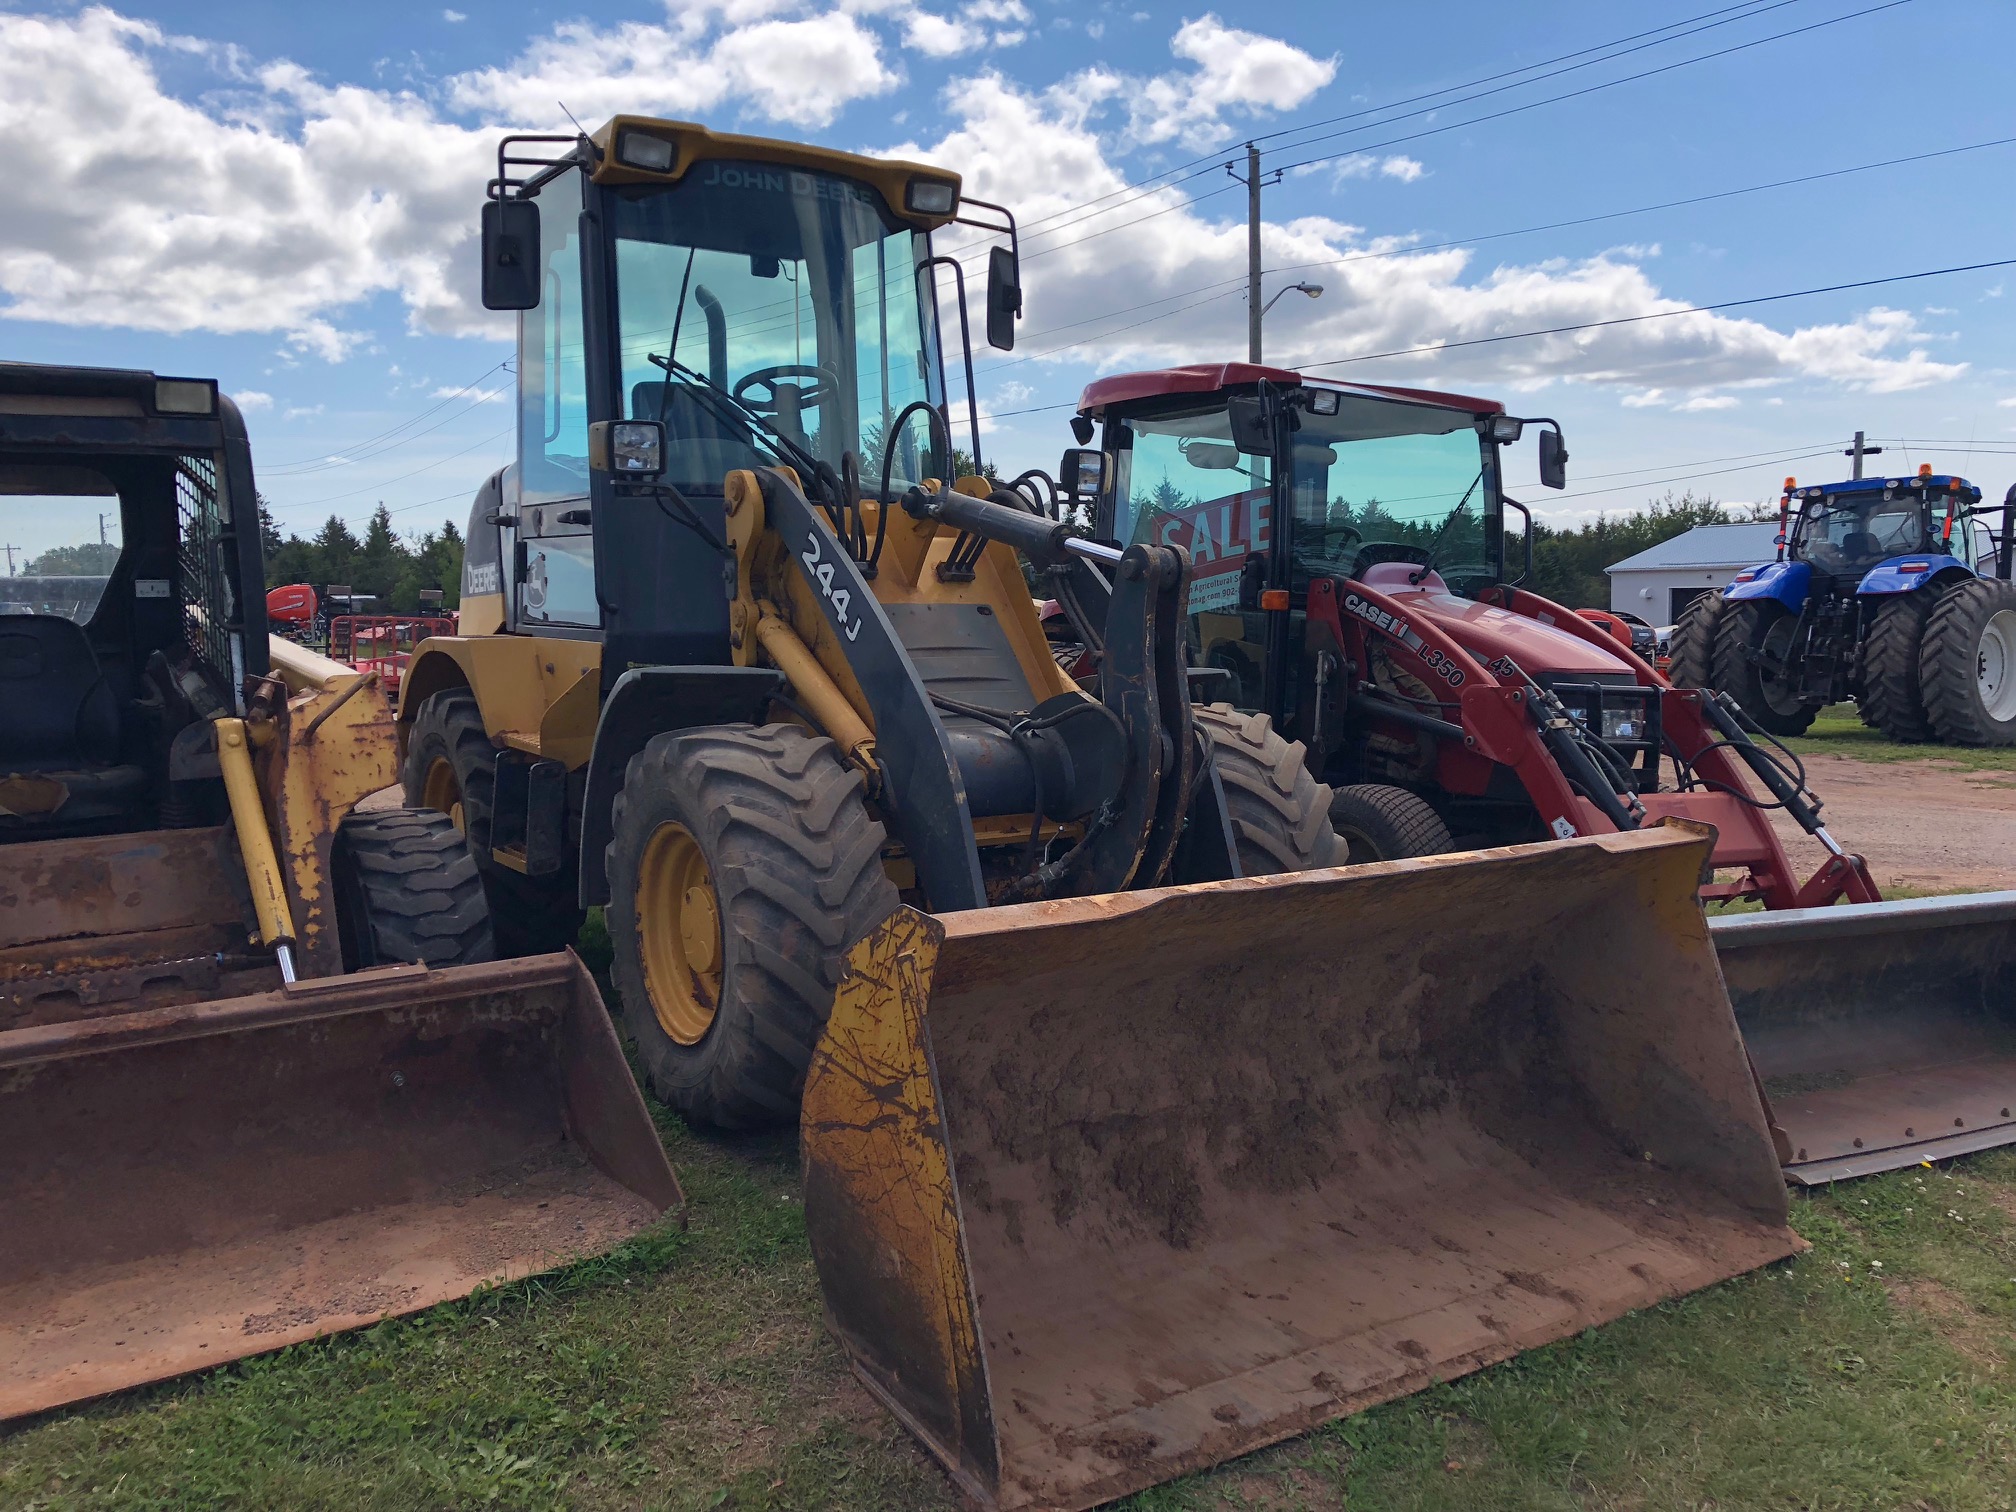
[1, 0, 2010, 563]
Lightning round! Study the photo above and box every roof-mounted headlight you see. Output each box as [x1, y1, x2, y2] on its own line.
[1487, 414, 1524, 443]
[905, 178, 958, 215]
[1302, 387, 1341, 416]
[617, 132, 675, 172]
[155, 378, 215, 415]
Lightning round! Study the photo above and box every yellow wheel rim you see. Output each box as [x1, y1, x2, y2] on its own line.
[637, 822, 723, 1045]
[422, 756, 466, 833]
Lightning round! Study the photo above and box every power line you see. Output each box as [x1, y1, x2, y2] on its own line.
[268, 422, 516, 512]
[981, 133, 2016, 370]
[1005, 0, 1801, 250]
[258, 361, 511, 474]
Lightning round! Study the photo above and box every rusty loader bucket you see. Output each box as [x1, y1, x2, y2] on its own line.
[0, 953, 681, 1421]
[802, 826, 1799, 1511]
[1713, 892, 2016, 1183]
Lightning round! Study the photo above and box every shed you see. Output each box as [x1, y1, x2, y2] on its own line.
[1605, 522, 1779, 625]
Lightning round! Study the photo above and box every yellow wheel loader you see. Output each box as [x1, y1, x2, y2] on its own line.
[398, 118, 1799, 1509]
[0, 362, 679, 1423]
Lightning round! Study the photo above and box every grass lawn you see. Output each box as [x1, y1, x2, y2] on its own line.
[1783, 704, 2016, 773]
[7, 924, 2016, 1509]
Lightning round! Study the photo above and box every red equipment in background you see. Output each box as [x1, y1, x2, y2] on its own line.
[328, 615, 454, 697]
[266, 584, 316, 635]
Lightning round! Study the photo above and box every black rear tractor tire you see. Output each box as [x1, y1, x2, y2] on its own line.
[1858, 590, 1941, 743]
[1920, 578, 2016, 745]
[402, 688, 583, 956]
[331, 809, 496, 970]
[1327, 784, 1455, 865]
[1666, 591, 1723, 690]
[606, 723, 897, 1130]
[1194, 704, 1342, 875]
[1712, 599, 1817, 736]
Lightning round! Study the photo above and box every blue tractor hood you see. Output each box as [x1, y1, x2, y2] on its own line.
[1858, 554, 1972, 595]
[1724, 557, 1810, 609]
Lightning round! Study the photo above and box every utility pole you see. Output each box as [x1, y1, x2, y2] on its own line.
[98, 512, 109, 547]
[1, 544, 18, 577]
[1227, 143, 1280, 362]
[1844, 430, 1884, 480]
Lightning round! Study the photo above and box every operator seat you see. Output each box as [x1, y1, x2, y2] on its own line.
[1840, 531, 1882, 560]
[0, 615, 148, 833]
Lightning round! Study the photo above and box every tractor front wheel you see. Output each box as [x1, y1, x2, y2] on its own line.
[1858, 591, 1940, 742]
[1920, 578, 2016, 745]
[1328, 784, 1455, 865]
[1194, 704, 1341, 875]
[1711, 599, 1817, 736]
[1666, 591, 1723, 690]
[606, 723, 897, 1130]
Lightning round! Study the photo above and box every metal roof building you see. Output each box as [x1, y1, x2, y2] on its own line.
[1605, 521, 1779, 625]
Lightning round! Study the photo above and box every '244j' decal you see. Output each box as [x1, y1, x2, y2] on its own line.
[800, 531, 863, 642]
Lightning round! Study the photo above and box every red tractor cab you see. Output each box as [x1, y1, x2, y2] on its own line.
[1069, 363, 1874, 909]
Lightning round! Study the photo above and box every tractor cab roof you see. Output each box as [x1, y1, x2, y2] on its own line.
[1076, 363, 1505, 420]
[1793, 474, 1981, 505]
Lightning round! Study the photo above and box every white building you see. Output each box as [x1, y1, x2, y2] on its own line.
[1605, 522, 1780, 626]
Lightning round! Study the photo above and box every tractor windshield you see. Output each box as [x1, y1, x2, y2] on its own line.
[1112, 391, 1494, 617]
[609, 162, 947, 495]
[1793, 494, 1929, 574]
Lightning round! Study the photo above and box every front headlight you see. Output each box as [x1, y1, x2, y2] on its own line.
[905, 178, 958, 215]
[1601, 704, 1643, 741]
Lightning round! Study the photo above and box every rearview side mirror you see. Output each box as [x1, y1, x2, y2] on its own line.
[1226, 396, 1274, 456]
[1059, 448, 1107, 498]
[1539, 427, 1568, 490]
[987, 246, 1022, 351]
[589, 420, 666, 478]
[481, 198, 541, 311]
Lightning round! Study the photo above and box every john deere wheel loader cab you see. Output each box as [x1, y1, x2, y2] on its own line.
[1074, 362, 2016, 1186]
[401, 116, 1338, 1133]
[0, 362, 678, 1423]
[1669, 470, 2016, 743]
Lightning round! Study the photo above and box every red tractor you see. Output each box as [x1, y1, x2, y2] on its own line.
[1060, 363, 1874, 908]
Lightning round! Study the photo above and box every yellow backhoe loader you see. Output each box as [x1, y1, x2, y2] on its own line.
[397, 118, 1799, 1509]
[0, 362, 680, 1422]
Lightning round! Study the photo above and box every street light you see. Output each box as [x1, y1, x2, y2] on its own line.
[1255, 283, 1322, 360]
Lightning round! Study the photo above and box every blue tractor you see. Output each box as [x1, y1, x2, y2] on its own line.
[1669, 471, 2016, 743]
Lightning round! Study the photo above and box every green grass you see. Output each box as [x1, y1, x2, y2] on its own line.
[11, 964, 2016, 1510]
[1783, 704, 2016, 772]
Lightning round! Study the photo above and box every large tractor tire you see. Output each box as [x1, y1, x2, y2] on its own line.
[1920, 578, 2016, 745]
[606, 723, 897, 1130]
[1858, 590, 1940, 743]
[1666, 591, 1723, 690]
[331, 809, 496, 970]
[1194, 704, 1342, 875]
[1327, 783, 1455, 865]
[1711, 599, 1817, 736]
[401, 688, 584, 956]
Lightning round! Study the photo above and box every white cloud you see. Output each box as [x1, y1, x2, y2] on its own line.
[901, 1, 1032, 58]
[442, 8, 466, 21]
[232, 389, 275, 411]
[283, 403, 325, 419]
[1998, 396, 2016, 408]
[440, 383, 508, 402]
[1675, 394, 1738, 412]
[1304, 153, 1426, 185]
[446, 11, 897, 127]
[1123, 15, 1336, 149]
[1621, 389, 1665, 408]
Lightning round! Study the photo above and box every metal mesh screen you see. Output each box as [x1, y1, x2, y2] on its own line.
[174, 453, 238, 688]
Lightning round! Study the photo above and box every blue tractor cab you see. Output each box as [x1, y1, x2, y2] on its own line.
[1669, 471, 2016, 744]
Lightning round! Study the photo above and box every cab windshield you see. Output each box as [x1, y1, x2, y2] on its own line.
[1113, 392, 1494, 615]
[1794, 494, 1929, 573]
[611, 161, 946, 495]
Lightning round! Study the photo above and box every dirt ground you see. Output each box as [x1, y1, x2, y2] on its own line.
[1766, 753, 2016, 894]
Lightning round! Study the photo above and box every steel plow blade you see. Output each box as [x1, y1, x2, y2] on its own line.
[802, 827, 1799, 1511]
[1713, 891, 2016, 1184]
[0, 953, 680, 1421]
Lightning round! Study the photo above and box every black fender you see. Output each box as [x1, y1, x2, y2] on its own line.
[576, 664, 784, 908]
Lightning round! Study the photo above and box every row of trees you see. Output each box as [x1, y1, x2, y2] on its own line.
[259, 504, 466, 612]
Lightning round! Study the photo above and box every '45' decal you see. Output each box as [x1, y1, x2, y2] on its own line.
[800, 531, 862, 642]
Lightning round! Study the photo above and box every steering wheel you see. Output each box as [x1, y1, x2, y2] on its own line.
[732, 364, 838, 415]
[1296, 520, 1362, 562]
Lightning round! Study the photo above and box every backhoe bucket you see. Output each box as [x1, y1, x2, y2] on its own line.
[1713, 892, 2016, 1183]
[0, 954, 681, 1421]
[802, 827, 1798, 1511]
